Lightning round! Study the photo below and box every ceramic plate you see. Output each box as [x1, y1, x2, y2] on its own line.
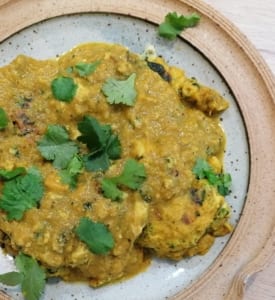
[0, 1, 274, 299]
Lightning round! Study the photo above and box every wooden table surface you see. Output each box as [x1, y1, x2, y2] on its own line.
[204, 1, 275, 299]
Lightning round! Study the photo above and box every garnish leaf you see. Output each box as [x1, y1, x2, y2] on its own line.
[216, 204, 230, 218]
[158, 12, 200, 40]
[83, 152, 110, 172]
[74, 61, 100, 77]
[77, 116, 121, 171]
[37, 125, 78, 169]
[77, 116, 108, 153]
[0, 271, 23, 286]
[101, 178, 123, 202]
[59, 155, 83, 189]
[15, 253, 46, 300]
[75, 217, 114, 255]
[105, 133, 122, 160]
[217, 173, 232, 196]
[0, 168, 44, 220]
[101, 159, 147, 201]
[192, 158, 232, 196]
[102, 73, 137, 106]
[0, 254, 46, 300]
[0, 107, 8, 129]
[51, 76, 78, 102]
[0, 167, 26, 181]
[192, 158, 212, 179]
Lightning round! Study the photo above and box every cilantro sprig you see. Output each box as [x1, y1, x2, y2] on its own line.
[102, 73, 137, 106]
[51, 76, 78, 102]
[158, 12, 200, 40]
[37, 117, 122, 186]
[0, 107, 8, 129]
[0, 253, 46, 300]
[74, 61, 100, 77]
[192, 158, 232, 196]
[37, 125, 79, 169]
[0, 271, 23, 286]
[101, 159, 147, 201]
[37, 125, 82, 188]
[75, 217, 114, 255]
[77, 116, 121, 171]
[59, 155, 83, 189]
[0, 167, 44, 221]
[0, 167, 26, 180]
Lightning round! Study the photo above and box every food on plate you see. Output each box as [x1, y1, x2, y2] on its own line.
[0, 42, 232, 295]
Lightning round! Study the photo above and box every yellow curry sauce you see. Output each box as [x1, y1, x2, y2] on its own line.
[0, 43, 232, 287]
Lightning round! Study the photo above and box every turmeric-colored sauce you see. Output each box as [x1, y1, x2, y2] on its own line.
[0, 43, 232, 287]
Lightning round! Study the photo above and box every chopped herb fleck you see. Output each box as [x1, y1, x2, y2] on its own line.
[0, 107, 8, 129]
[192, 158, 232, 196]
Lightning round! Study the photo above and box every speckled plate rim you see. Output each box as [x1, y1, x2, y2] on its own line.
[0, 1, 275, 299]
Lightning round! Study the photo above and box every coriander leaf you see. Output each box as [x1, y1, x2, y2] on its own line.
[0, 168, 44, 221]
[75, 61, 100, 77]
[27, 166, 44, 179]
[0, 107, 8, 129]
[77, 116, 109, 153]
[75, 217, 114, 255]
[102, 73, 137, 106]
[216, 204, 230, 218]
[0, 271, 23, 286]
[101, 159, 147, 201]
[106, 134, 121, 159]
[112, 158, 147, 189]
[158, 22, 178, 40]
[166, 12, 200, 29]
[217, 173, 232, 196]
[37, 125, 78, 169]
[51, 76, 78, 102]
[101, 178, 123, 201]
[59, 155, 83, 189]
[192, 158, 232, 196]
[0, 167, 26, 181]
[158, 12, 200, 40]
[83, 152, 110, 172]
[77, 116, 121, 171]
[15, 253, 46, 300]
[192, 158, 213, 179]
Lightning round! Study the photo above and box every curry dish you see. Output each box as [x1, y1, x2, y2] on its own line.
[0, 43, 232, 287]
